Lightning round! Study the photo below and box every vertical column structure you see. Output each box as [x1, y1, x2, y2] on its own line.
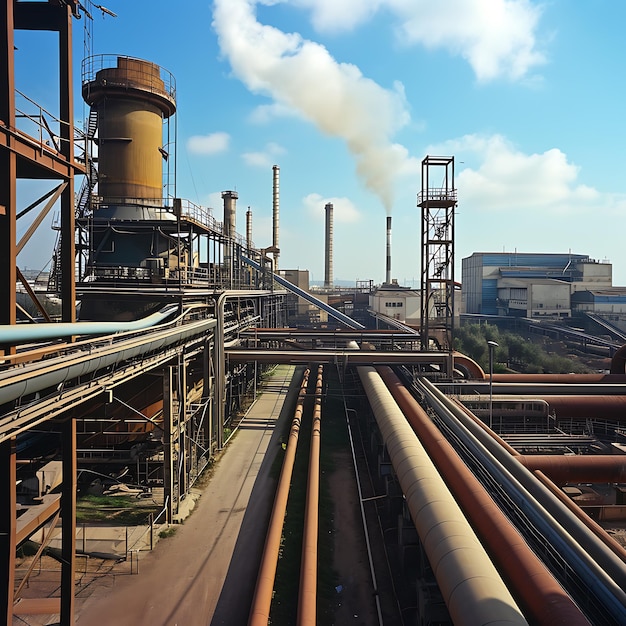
[60, 417, 77, 623]
[246, 206, 252, 251]
[2, 1, 84, 333]
[0, 0, 17, 330]
[59, 3, 76, 323]
[324, 202, 333, 289]
[222, 190, 237, 289]
[0, 438, 16, 624]
[385, 215, 392, 285]
[163, 366, 175, 523]
[418, 156, 457, 352]
[272, 164, 280, 271]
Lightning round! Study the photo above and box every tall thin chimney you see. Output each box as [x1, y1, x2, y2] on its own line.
[222, 190, 238, 238]
[246, 206, 252, 251]
[386, 215, 392, 285]
[272, 165, 280, 270]
[324, 202, 334, 288]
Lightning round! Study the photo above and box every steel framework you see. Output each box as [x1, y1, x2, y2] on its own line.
[418, 156, 457, 352]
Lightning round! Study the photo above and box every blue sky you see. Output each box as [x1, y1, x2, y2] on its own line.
[14, 0, 626, 286]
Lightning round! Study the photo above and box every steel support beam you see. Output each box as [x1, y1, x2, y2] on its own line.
[60, 417, 76, 624]
[163, 366, 174, 524]
[0, 437, 16, 625]
[59, 1, 76, 322]
[0, 1, 17, 330]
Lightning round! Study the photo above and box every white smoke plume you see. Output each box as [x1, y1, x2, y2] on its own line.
[212, 0, 410, 213]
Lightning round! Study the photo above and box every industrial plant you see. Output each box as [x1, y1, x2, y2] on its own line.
[1, 3, 626, 625]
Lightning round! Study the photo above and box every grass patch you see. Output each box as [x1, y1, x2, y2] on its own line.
[158, 526, 178, 539]
[76, 493, 161, 525]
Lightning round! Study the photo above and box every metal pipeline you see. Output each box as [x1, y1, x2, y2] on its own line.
[297, 365, 323, 626]
[543, 394, 626, 419]
[249, 368, 310, 626]
[516, 454, 626, 485]
[530, 469, 626, 565]
[0, 303, 179, 344]
[451, 398, 521, 457]
[0, 315, 216, 409]
[358, 366, 528, 626]
[242, 256, 365, 330]
[491, 373, 626, 384]
[422, 378, 626, 619]
[378, 367, 590, 624]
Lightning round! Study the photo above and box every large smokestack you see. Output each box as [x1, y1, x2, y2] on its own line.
[324, 202, 334, 288]
[222, 190, 238, 239]
[386, 215, 392, 285]
[272, 165, 280, 270]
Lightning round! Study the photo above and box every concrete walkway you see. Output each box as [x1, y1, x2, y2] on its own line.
[74, 364, 299, 626]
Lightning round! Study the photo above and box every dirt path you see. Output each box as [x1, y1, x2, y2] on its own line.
[328, 450, 379, 625]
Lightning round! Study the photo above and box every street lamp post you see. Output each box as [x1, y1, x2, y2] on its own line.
[487, 340, 498, 430]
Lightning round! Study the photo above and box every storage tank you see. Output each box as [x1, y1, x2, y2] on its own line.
[82, 55, 176, 203]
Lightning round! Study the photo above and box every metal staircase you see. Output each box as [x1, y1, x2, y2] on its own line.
[48, 109, 98, 292]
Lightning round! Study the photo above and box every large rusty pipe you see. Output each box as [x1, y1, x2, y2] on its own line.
[249, 369, 310, 626]
[531, 470, 626, 565]
[358, 366, 528, 625]
[543, 395, 626, 419]
[517, 455, 626, 485]
[491, 373, 626, 384]
[297, 366, 323, 626]
[378, 366, 592, 624]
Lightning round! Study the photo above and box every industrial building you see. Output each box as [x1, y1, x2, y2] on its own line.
[462, 252, 615, 317]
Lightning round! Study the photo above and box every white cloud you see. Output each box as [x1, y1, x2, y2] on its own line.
[292, 0, 545, 81]
[290, 0, 383, 33]
[248, 102, 300, 123]
[213, 0, 411, 212]
[302, 192, 361, 223]
[392, 0, 545, 81]
[187, 132, 230, 155]
[427, 134, 626, 217]
[242, 142, 286, 168]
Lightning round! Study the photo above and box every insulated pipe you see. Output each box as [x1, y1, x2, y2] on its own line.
[378, 367, 590, 624]
[0, 303, 179, 344]
[0, 315, 216, 409]
[249, 369, 310, 626]
[357, 366, 528, 626]
[297, 365, 323, 626]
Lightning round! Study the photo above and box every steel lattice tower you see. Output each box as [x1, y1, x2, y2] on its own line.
[418, 156, 457, 352]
